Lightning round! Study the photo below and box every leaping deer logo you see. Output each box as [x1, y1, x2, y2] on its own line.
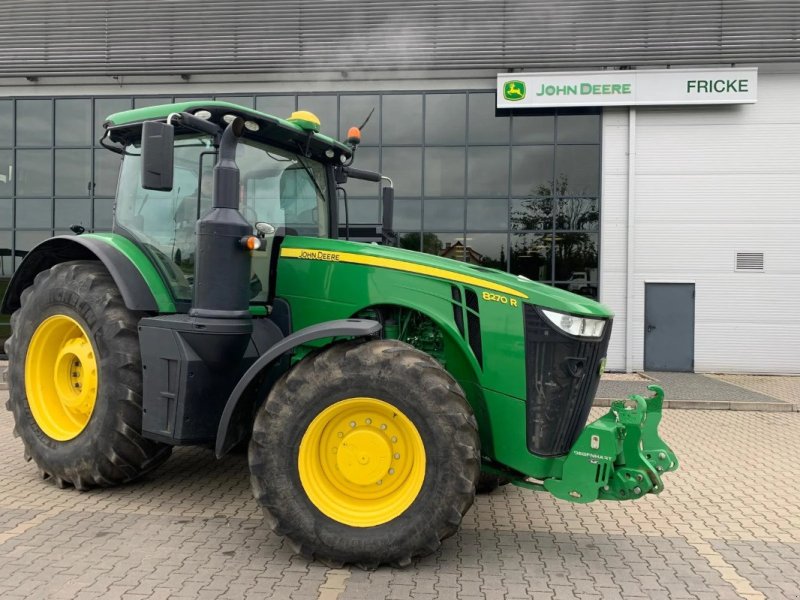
[503, 80, 526, 101]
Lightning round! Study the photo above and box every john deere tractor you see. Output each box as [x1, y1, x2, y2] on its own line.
[1, 101, 677, 567]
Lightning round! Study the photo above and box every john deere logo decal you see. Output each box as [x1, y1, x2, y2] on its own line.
[503, 80, 526, 101]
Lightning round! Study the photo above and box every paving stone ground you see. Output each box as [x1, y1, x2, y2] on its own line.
[0, 389, 799, 600]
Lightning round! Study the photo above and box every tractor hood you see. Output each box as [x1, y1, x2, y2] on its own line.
[279, 237, 613, 319]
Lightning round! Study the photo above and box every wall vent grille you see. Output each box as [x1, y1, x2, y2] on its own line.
[735, 252, 764, 272]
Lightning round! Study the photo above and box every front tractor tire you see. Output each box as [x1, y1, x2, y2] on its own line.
[5, 261, 171, 490]
[249, 339, 480, 568]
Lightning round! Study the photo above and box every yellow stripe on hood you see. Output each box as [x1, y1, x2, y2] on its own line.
[280, 247, 528, 299]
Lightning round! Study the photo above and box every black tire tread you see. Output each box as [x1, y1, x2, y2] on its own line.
[5, 260, 171, 489]
[249, 339, 480, 568]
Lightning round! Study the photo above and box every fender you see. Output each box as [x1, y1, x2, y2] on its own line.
[1, 234, 175, 314]
[215, 318, 381, 458]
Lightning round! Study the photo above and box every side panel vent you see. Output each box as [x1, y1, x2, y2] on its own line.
[464, 289, 482, 367]
[735, 252, 764, 272]
[450, 285, 464, 337]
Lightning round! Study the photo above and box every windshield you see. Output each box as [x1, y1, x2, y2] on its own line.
[115, 135, 330, 303]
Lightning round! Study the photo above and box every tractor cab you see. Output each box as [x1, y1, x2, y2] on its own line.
[102, 101, 387, 310]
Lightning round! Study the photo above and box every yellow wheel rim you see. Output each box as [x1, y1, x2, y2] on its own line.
[298, 397, 426, 527]
[24, 315, 98, 441]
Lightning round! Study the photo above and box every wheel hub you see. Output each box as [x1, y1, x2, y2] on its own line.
[53, 337, 97, 413]
[337, 429, 392, 486]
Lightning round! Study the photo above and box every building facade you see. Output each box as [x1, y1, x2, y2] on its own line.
[1, 1, 798, 373]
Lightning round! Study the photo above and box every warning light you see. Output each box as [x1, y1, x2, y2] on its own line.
[347, 126, 361, 146]
[239, 236, 262, 251]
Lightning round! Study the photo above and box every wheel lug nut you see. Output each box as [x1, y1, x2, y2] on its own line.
[388, 468, 395, 475]
[376, 480, 382, 485]
[365, 418, 372, 425]
[349, 421, 356, 428]
[393, 453, 400, 459]
[380, 424, 387, 430]
[337, 432, 344, 438]
[391, 436, 397, 443]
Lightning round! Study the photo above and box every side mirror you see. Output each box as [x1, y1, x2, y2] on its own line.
[381, 186, 394, 235]
[141, 121, 174, 191]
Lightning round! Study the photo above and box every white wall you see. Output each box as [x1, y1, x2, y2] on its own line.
[601, 71, 800, 373]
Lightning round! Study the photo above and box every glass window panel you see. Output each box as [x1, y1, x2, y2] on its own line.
[510, 232, 552, 281]
[94, 197, 114, 230]
[256, 95, 296, 117]
[468, 93, 509, 145]
[297, 95, 337, 137]
[339, 95, 380, 146]
[511, 146, 553, 197]
[465, 233, 507, 270]
[466, 198, 507, 231]
[0, 149, 12, 197]
[16, 198, 51, 228]
[345, 146, 380, 198]
[425, 94, 466, 145]
[467, 147, 508, 197]
[0, 100, 12, 146]
[381, 147, 422, 197]
[55, 149, 91, 196]
[216, 95, 254, 108]
[423, 198, 463, 230]
[512, 114, 554, 144]
[511, 197, 554, 231]
[554, 145, 600, 196]
[423, 232, 465, 260]
[55, 197, 92, 229]
[17, 100, 53, 147]
[16, 149, 52, 197]
[0, 231, 12, 275]
[15, 230, 51, 267]
[424, 147, 465, 197]
[382, 95, 422, 145]
[554, 232, 598, 282]
[94, 150, 121, 197]
[338, 198, 379, 225]
[0, 198, 10, 226]
[557, 113, 600, 144]
[55, 99, 92, 146]
[95, 98, 132, 144]
[392, 198, 421, 230]
[134, 97, 172, 109]
[555, 198, 599, 231]
[396, 232, 423, 252]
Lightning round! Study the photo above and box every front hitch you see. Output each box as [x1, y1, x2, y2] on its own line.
[542, 385, 679, 503]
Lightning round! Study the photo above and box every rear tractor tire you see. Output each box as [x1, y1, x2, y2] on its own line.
[249, 339, 480, 568]
[5, 260, 171, 490]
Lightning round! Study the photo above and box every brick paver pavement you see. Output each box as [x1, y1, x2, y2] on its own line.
[708, 374, 800, 407]
[0, 389, 798, 600]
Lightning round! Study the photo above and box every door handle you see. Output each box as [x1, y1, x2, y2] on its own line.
[647, 325, 656, 333]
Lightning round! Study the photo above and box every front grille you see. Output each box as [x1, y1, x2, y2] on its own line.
[523, 304, 612, 457]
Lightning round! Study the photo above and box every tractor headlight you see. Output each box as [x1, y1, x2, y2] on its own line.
[541, 309, 606, 338]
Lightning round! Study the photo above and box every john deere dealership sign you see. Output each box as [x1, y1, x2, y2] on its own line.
[497, 68, 757, 108]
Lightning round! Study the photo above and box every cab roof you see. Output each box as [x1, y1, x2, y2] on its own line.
[103, 100, 353, 164]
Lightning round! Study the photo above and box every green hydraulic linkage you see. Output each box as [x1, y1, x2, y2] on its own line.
[542, 385, 679, 504]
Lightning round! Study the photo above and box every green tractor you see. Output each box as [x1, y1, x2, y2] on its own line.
[1, 101, 677, 567]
